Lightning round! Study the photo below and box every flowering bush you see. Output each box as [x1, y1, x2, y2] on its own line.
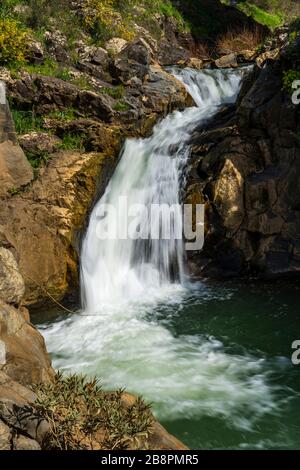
[0, 18, 28, 65]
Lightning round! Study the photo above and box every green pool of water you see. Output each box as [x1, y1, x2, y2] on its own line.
[34, 279, 300, 450]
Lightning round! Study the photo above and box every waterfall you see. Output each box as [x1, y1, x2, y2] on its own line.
[40, 67, 278, 433]
[80, 67, 246, 312]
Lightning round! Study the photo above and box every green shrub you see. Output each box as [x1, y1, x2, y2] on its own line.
[0, 0, 21, 18]
[59, 133, 86, 151]
[101, 85, 125, 99]
[236, 2, 284, 29]
[113, 101, 130, 111]
[32, 372, 153, 450]
[26, 149, 50, 168]
[0, 18, 28, 65]
[70, 75, 92, 90]
[82, 0, 135, 42]
[11, 109, 43, 134]
[48, 109, 78, 121]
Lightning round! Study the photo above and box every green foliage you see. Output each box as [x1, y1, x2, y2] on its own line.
[0, 0, 21, 18]
[70, 75, 92, 90]
[8, 186, 21, 195]
[32, 372, 153, 450]
[82, 0, 135, 43]
[0, 18, 28, 66]
[11, 109, 43, 134]
[59, 133, 86, 151]
[101, 85, 125, 99]
[237, 2, 283, 29]
[26, 149, 50, 168]
[48, 109, 78, 121]
[113, 101, 130, 111]
[283, 69, 300, 93]
[21, 59, 72, 80]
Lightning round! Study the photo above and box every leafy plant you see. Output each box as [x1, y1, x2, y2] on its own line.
[236, 2, 284, 29]
[113, 101, 130, 111]
[26, 149, 50, 168]
[11, 109, 43, 134]
[48, 108, 78, 121]
[0, 18, 28, 65]
[59, 133, 86, 151]
[32, 372, 153, 450]
[101, 85, 125, 99]
[82, 0, 135, 43]
[70, 75, 92, 90]
[0, 0, 21, 18]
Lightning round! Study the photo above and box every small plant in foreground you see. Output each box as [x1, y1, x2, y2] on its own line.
[32, 372, 153, 450]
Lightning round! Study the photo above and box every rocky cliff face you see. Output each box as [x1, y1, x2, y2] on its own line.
[185, 40, 300, 279]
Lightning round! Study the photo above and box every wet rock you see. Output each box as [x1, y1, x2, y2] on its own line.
[0, 149, 117, 305]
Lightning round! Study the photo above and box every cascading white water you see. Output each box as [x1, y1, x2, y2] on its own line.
[39, 67, 279, 432]
[81, 67, 245, 312]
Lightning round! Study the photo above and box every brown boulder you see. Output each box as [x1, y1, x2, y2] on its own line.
[0, 371, 50, 446]
[215, 53, 238, 68]
[0, 300, 54, 385]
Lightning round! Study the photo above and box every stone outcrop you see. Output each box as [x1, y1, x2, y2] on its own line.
[185, 51, 300, 279]
[120, 393, 188, 450]
[0, 148, 117, 305]
[0, 371, 50, 450]
[0, 299, 53, 385]
[0, 84, 33, 197]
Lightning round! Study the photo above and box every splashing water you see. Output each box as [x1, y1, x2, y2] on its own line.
[39, 67, 282, 438]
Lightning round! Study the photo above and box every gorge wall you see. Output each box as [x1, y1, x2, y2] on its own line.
[185, 36, 300, 279]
